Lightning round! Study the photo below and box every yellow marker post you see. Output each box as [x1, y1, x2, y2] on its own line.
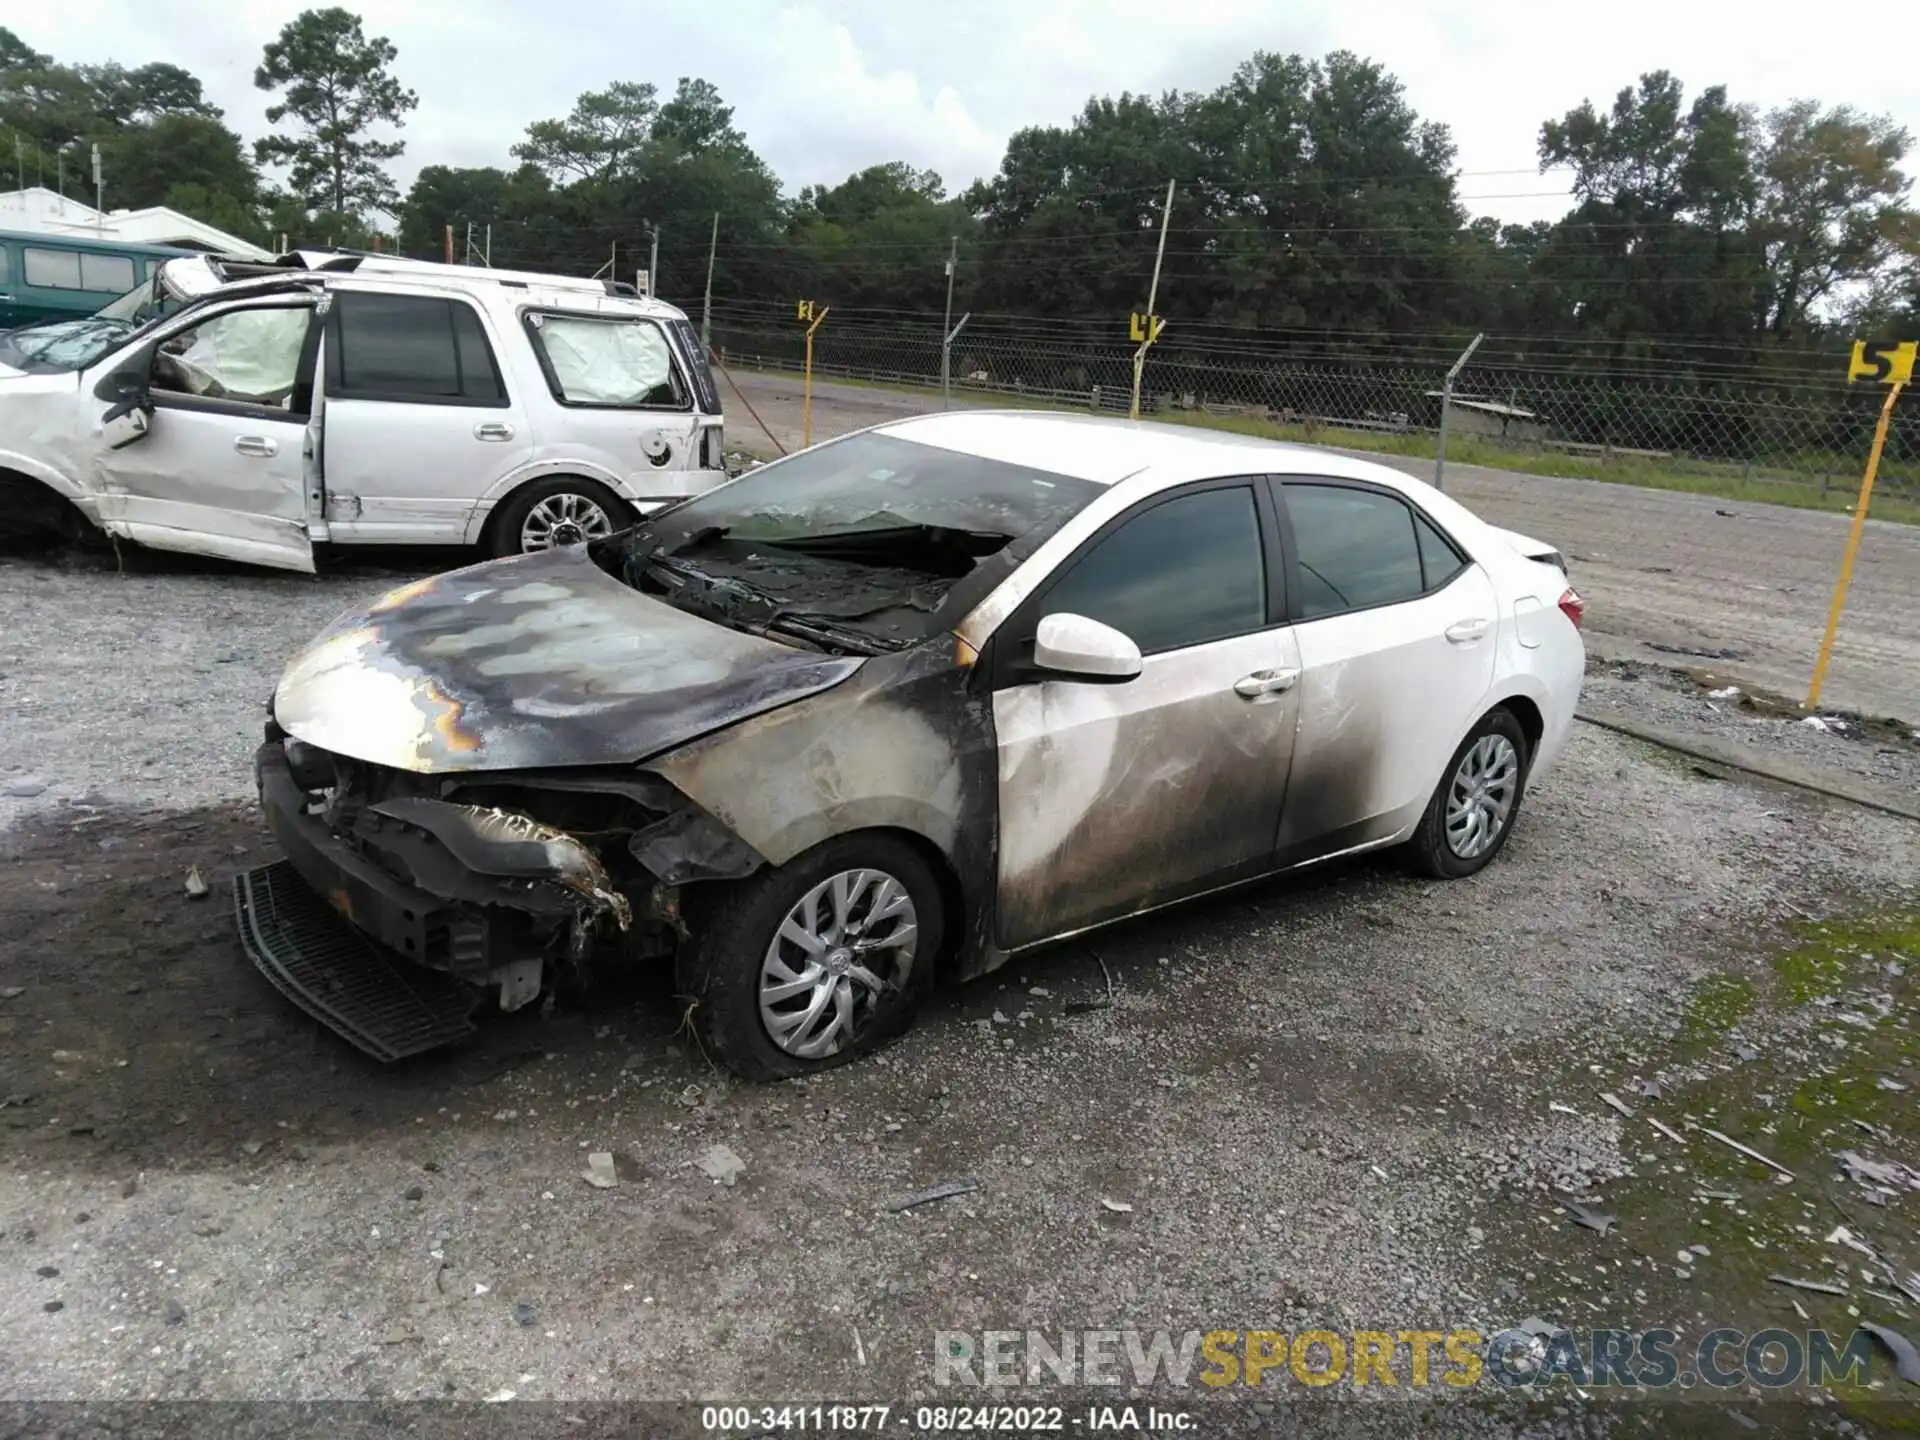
[795, 300, 829, 448]
[1128, 311, 1165, 420]
[1807, 354, 1908, 708]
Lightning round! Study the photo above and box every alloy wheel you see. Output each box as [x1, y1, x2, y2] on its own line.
[758, 868, 919, 1060]
[520, 492, 616, 552]
[1445, 733, 1520, 860]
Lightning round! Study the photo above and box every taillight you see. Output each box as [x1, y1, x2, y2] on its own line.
[1558, 587, 1585, 629]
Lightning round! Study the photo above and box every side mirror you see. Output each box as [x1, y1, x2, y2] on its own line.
[1032, 612, 1143, 683]
[102, 381, 154, 449]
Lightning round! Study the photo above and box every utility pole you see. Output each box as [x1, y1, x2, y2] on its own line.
[1144, 179, 1173, 336]
[1130, 179, 1176, 420]
[91, 144, 102, 228]
[940, 235, 957, 405]
[649, 225, 661, 300]
[701, 211, 718, 349]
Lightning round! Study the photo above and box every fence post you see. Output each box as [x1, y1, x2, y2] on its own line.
[941, 312, 970, 411]
[1434, 333, 1484, 492]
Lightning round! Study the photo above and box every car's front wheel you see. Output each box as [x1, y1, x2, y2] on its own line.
[679, 834, 943, 1081]
[1404, 707, 1531, 878]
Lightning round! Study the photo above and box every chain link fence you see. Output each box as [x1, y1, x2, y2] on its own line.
[703, 302, 1917, 506]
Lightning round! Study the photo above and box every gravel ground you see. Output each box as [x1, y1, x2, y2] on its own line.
[1581, 657, 1920, 805]
[4, 507, 1920, 1433]
[0, 549, 430, 814]
[723, 369, 1920, 726]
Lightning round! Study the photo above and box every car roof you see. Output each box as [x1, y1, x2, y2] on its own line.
[872, 409, 1424, 495]
[157, 253, 691, 323]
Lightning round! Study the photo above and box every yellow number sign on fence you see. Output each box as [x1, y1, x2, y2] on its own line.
[1848, 340, 1917, 386]
[1807, 342, 1912, 708]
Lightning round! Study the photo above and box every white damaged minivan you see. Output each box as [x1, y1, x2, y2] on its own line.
[0, 252, 729, 571]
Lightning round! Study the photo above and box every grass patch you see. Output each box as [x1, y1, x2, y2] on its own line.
[1485, 911, 1920, 1424]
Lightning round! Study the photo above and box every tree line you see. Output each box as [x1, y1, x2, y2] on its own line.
[3, 10, 1915, 368]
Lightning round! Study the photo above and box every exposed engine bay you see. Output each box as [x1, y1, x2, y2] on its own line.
[258, 729, 763, 1013]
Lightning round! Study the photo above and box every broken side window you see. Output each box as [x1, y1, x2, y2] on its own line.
[151, 307, 311, 409]
[525, 313, 688, 409]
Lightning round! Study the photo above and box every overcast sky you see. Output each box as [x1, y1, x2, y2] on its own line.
[16, 0, 1920, 229]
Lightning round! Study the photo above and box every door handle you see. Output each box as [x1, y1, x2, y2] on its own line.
[474, 421, 515, 442]
[1444, 618, 1490, 645]
[1234, 667, 1300, 698]
[234, 435, 278, 458]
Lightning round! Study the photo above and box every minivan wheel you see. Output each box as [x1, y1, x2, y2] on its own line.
[490, 477, 634, 557]
[678, 834, 943, 1081]
[1404, 707, 1531, 879]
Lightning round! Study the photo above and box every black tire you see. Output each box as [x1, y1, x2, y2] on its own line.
[487, 476, 635, 559]
[677, 834, 943, 1081]
[1404, 706, 1531, 879]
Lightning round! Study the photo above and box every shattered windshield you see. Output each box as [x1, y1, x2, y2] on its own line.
[614, 431, 1102, 654]
[0, 273, 192, 375]
[0, 316, 134, 374]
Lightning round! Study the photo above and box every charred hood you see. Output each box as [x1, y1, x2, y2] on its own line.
[273, 547, 863, 773]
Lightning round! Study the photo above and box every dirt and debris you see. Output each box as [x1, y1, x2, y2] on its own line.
[694, 1142, 746, 1187]
[1701, 1127, 1795, 1178]
[887, 1179, 980, 1213]
[1770, 1273, 1851, 1296]
[1861, 1323, 1920, 1384]
[2, 548, 1918, 1416]
[1554, 1193, 1617, 1235]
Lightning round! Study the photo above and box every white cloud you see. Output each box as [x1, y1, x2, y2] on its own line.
[11, 0, 1920, 227]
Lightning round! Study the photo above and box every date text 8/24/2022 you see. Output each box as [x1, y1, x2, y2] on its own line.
[699, 1405, 1197, 1432]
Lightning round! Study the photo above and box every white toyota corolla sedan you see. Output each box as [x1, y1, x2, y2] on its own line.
[241, 410, 1585, 1078]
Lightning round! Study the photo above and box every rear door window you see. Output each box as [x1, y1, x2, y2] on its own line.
[1414, 510, 1467, 590]
[1284, 483, 1426, 619]
[328, 291, 506, 406]
[524, 313, 688, 408]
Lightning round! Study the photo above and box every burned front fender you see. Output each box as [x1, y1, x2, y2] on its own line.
[645, 641, 1000, 969]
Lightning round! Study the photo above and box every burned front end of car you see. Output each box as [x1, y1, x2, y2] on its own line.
[242, 709, 773, 1060]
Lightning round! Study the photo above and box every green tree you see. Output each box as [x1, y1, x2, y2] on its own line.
[512, 82, 658, 181]
[398, 164, 514, 257]
[254, 7, 418, 216]
[789, 162, 968, 309]
[1536, 72, 1764, 346]
[966, 51, 1463, 333]
[100, 115, 258, 211]
[1754, 101, 1912, 338]
[0, 26, 47, 75]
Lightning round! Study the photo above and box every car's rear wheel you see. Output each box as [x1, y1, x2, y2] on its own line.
[678, 834, 942, 1081]
[1404, 707, 1530, 878]
[490, 477, 634, 558]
